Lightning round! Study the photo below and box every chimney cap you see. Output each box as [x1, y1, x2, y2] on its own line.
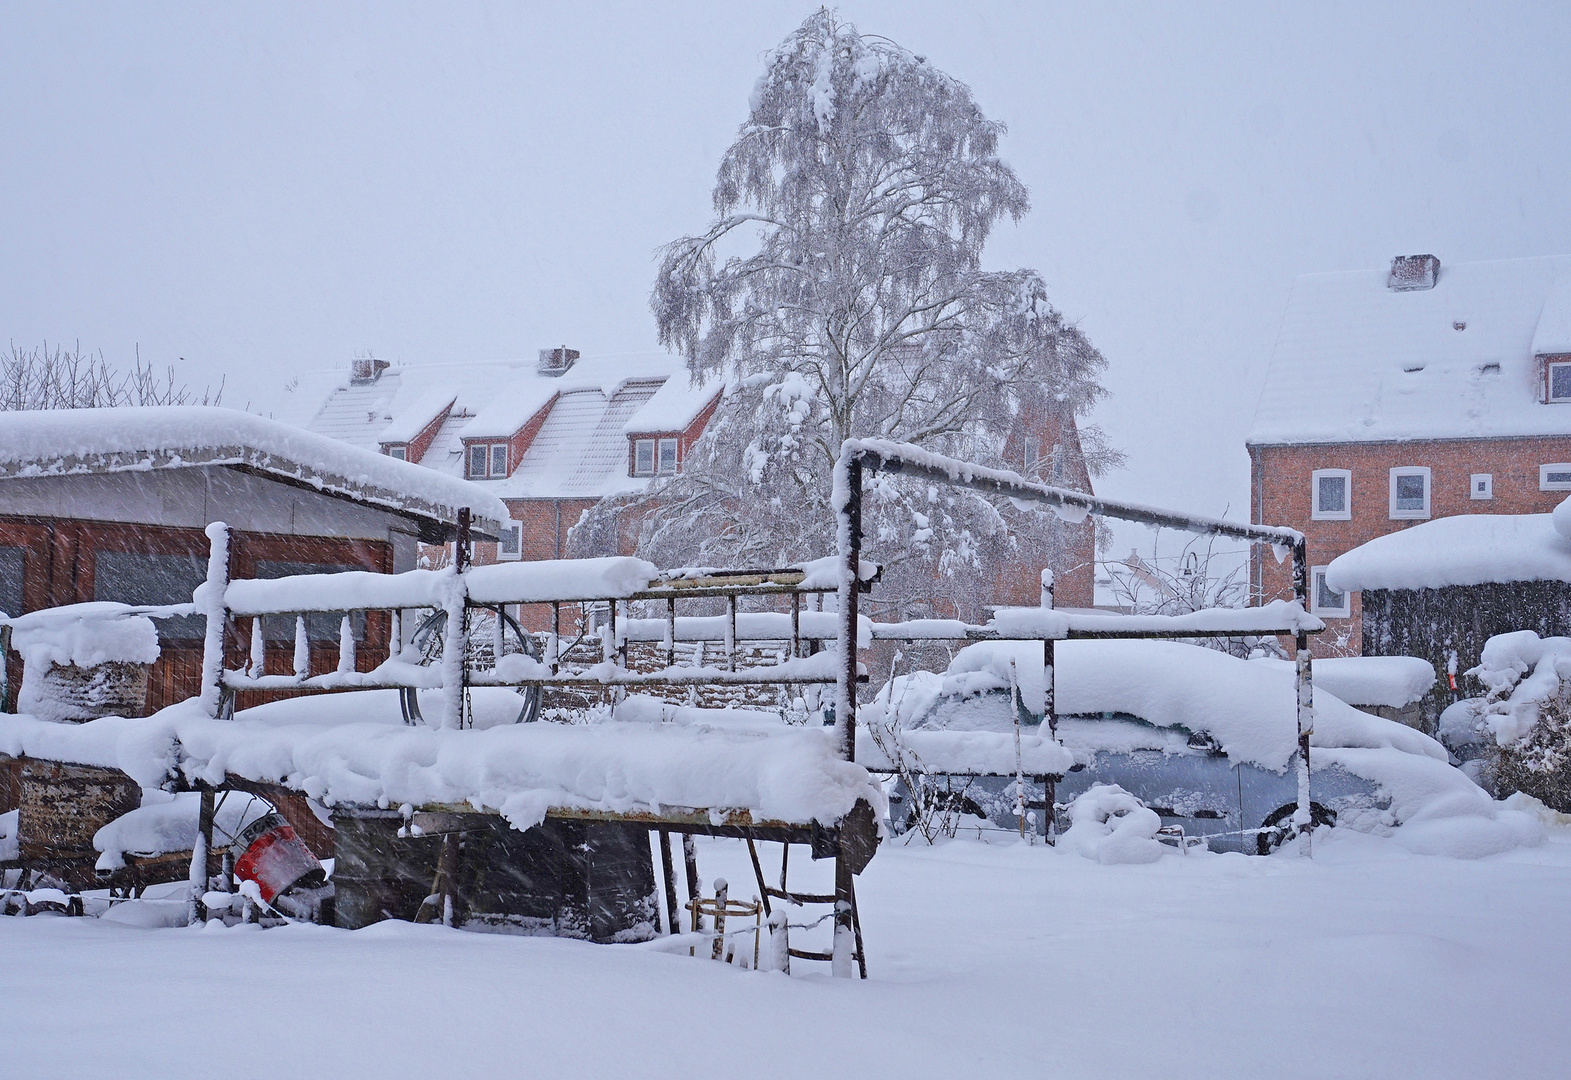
[538, 346, 580, 376]
[1388, 254, 1440, 291]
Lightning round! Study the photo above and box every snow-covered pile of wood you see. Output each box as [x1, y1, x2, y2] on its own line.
[0, 695, 886, 833]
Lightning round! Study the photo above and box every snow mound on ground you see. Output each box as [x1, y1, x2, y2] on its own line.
[1061, 784, 1166, 865]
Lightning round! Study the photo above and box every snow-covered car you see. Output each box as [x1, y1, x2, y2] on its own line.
[872, 640, 1498, 853]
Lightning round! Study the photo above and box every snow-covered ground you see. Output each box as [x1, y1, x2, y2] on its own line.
[4, 825, 1569, 1079]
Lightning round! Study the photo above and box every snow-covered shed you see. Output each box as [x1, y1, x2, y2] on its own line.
[1325, 504, 1571, 725]
[0, 406, 508, 712]
[1247, 253, 1571, 652]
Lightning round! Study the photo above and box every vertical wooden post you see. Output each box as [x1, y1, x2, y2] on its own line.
[665, 598, 676, 668]
[1291, 537, 1314, 857]
[831, 851, 855, 978]
[441, 509, 471, 730]
[187, 788, 215, 924]
[726, 594, 738, 672]
[198, 522, 231, 718]
[681, 832, 699, 928]
[658, 828, 680, 935]
[711, 877, 728, 961]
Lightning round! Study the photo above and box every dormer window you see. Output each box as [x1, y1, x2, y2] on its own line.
[386, 445, 407, 461]
[632, 437, 680, 477]
[466, 442, 508, 479]
[1548, 359, 1571, 402]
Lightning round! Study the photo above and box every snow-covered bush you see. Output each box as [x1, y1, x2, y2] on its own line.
[1464, 630, 1571, 811]
[1061, 784, 1166, 865]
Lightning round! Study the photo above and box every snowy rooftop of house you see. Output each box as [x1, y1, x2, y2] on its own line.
[295, 353, 719, 500]
[1325, 503, 1571, 593]
[1249, 253, 1571, 445]
[0, 406, 508, 530]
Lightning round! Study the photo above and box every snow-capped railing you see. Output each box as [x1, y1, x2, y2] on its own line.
[833, 439, 1323, 856]
[197, 519, 873, 729]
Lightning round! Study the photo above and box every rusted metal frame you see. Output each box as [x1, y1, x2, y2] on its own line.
[790, 593, 802, 659]
[844, 441, 1301, 548]
[870, 625, 1318, 641]
[1292, 536, 1315, 856]
[726, 595, 738, 672]
[665, 598, 676, 668]
[223, 667, 860, 692]
[550, 601, 561, 673]
[835, 454, 862, 766]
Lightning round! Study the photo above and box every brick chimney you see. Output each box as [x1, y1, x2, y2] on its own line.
[1387, 255, 1440, 292]
[538, 346, 579, 376]
[350, 356, 390, 383]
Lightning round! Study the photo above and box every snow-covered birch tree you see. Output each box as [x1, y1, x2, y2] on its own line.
[579, 9, 1118, 619]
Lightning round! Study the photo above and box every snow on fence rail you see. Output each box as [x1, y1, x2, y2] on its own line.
[195, 521, 874, 730]
[832, 439, 1323, 856]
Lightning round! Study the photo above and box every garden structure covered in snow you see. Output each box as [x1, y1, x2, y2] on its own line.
[1325, 498, 1571, 730]
[0, 517, 887, 973]
[0, 405, 509, 714]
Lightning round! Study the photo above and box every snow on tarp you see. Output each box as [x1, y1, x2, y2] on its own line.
[1325, 510, 1571, 593]
[0, 405, 509, 527]
[221, 557, 660, 614]
[1254, 655, 1436, 708]
[1249, 254, 1571, 446]
[0, 697, 884, 832]
[876, 639, 1446, 773]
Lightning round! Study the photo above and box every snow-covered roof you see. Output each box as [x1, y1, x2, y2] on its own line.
[1325, 508, 1571, 592]
[0, 406, 508, 530]
[301, 353, 692, 501]
[1249, 254, 1571, 445]
[623, 373, 721, 435]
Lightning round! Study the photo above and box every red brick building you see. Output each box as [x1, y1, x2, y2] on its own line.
[1248, 253, 1571, 653]
[0, 406, 506, 711]
[303, 348, 1098, 610]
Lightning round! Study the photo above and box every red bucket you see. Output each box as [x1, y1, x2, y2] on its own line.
[233, 812, 326, 904]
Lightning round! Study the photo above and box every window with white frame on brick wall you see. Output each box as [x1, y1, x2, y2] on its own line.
[1389, 466, 1431, 519]
[1311, 468, 1351, 520]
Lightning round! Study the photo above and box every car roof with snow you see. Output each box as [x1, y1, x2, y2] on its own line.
[874, 639, 1445, 773]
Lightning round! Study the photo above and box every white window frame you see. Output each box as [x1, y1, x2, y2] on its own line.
[497, 519, 523, 562]
[657, 438, 679, 475]
[1388, 466, 1431, 519]
[1310, 566, 1350, 618]
[1540, 463, 1571, 491]
[1310, 469, 1351, 521]
[386, 445, 407, 461]
[1470, 473, 1493, 500]
[467, 444, 488, 479]
[489, 443, 508, 478]
[633, 439, 655, 476]
[1548, 360, 1571, 402]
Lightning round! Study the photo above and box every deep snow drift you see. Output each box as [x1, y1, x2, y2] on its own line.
[2, 824, 1569, 1080]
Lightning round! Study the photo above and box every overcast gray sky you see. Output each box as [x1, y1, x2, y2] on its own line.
[5, 1, 1569, 547]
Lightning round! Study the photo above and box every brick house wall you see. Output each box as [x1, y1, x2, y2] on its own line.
[1250, 434, 1571, 654]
